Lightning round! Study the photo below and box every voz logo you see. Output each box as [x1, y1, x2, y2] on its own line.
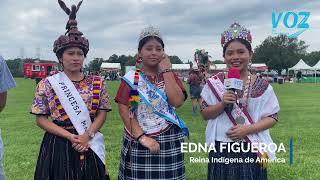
[272, 11, 310, 38]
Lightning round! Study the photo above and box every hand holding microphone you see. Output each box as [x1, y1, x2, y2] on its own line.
[223, 68, 243, 113]
[222, 91, 237, 106]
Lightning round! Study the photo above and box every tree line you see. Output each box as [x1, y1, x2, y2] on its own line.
[5, 55, 185, 77]
[5, 34, 320, 77]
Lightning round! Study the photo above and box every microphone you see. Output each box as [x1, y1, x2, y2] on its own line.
[224, 68, 243, 112]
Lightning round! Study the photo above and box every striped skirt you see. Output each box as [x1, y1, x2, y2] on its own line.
[208, 141, 267, 180]
[34, 121, 109, 180]
[118, 125, 185, 180]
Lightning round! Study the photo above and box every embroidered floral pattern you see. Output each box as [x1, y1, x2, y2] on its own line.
[31, 75, 112, 121]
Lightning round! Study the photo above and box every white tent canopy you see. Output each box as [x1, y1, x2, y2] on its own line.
[251, 63, 268, 71]
[172, 64, 190, 70]
[312, 60, 320, 70]
[288, 59, 313, 71]
[210, 64, 226, 70]
[100, 63, 121, 70]
[288, 59, 318, 83]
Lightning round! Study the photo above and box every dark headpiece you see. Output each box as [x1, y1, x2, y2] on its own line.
[53, 0, 89, 58]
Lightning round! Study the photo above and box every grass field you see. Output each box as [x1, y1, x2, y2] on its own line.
[0, 78, 320, 180]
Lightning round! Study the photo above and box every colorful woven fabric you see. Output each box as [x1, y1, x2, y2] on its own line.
[128, 59, 142, 112]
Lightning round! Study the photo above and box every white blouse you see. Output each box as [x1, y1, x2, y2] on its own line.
[201, 75, 280, 148]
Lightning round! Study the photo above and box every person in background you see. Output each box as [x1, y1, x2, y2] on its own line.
[187, 68, 203, 116]
[0, 55, 17, 180]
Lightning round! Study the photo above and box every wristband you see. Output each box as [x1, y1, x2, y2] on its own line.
[161, 69, 172, 73]
[136, 133, 145, 141]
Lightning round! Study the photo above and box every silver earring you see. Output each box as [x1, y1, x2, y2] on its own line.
[248, 60, 252, 70]
[59, 62, 64, 71]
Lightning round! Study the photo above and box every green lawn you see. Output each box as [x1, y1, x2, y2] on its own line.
[0, 78, 319, 179]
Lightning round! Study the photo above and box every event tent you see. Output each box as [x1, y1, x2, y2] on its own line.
[312, 60, 320, 70]
[288, 59, 313, 71]
[100, 63, 121, 70]
[288, 59, 317, 83]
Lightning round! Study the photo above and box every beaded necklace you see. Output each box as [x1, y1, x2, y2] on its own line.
[128, 58, 142, 112]
[237, 74, 252, 109]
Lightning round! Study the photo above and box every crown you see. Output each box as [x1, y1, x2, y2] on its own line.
[53, 0, 89, 57]
[221, 23, 252, 47]
[139, 25, 162, 41]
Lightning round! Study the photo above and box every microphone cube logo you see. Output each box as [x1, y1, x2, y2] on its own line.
[272, 11, 310, 38]
[224, 79, 243, 90]
[225, 80, 232, 88]
[234, 80, 243, 89]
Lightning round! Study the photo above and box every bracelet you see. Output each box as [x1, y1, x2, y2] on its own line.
[136, 133, 145, 141]
[86, 130, 95, 139]
[161, 69, 172, 73]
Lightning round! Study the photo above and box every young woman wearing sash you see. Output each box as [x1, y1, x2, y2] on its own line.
[115, 26, 189, 180]
[30, 1, 111, 179]
[200, 23, 280, 180]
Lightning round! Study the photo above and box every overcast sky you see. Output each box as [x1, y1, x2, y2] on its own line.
[0, 0, 319, 64]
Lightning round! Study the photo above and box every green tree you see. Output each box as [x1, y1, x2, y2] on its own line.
[6, 58, 24, 77]
[252, 34, 308, 74]
[125, 55, 136, 66]
[106, 54, 130, 72]
[169, 55, 183, 64]
[213, 60, 224, 64]
[303, 51, 320, 66]
[87, 58, 104, 72]
[108, 54, 119, 63]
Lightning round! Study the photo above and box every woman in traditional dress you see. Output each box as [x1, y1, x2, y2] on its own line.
[115, 26, 189, 180]
[31, 1, 111, 179]
[200, 23, 280, 180]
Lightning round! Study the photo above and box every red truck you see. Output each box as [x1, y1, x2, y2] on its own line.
[24, 62, 58, 79]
